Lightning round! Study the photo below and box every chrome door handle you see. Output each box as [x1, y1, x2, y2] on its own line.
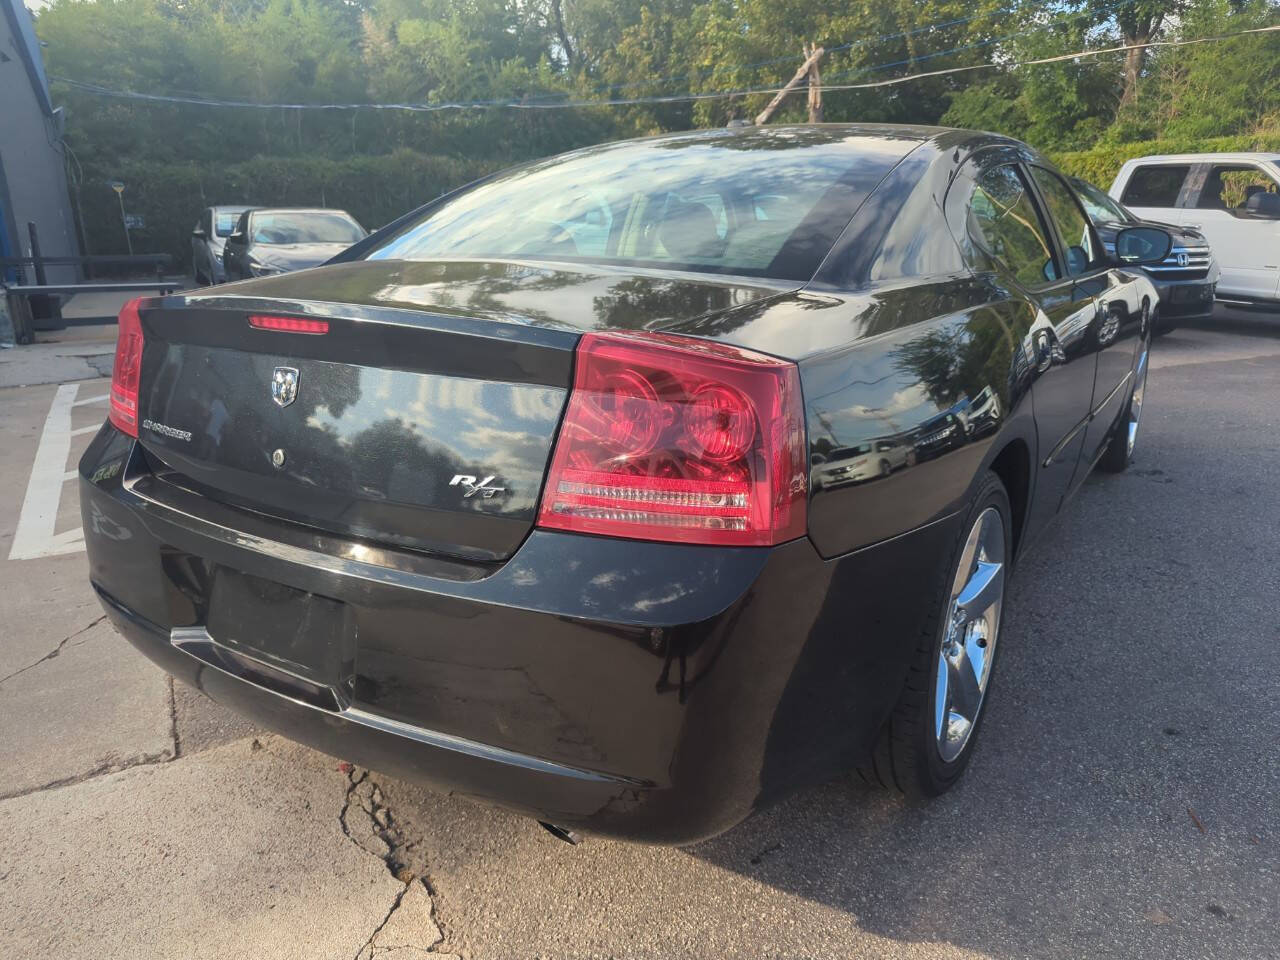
[1033, 330, 1054, 371]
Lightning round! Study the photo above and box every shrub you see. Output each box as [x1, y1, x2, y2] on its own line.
[74, 150, 495, 267]
[1052, 130, 1280, 188]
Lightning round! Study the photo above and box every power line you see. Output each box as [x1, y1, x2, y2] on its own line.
[48, 0, 1136, 111]
[820, 22, 1280, 94]
[595, 8, 994, 98]
[50, 22, 1280, 114]
[821, 0, 1137, 84]
[581, 0, 1140, 98]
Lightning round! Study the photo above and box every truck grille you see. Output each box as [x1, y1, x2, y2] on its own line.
[1144, 244, 1211, 281]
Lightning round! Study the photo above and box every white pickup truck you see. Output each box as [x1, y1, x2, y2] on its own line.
[1110, 153, 1280, 308]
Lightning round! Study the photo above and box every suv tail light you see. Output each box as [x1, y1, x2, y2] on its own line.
[109, 297, 145, 437]
[537, 331, 807, 546]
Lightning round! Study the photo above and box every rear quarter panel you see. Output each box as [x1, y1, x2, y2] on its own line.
[796, 278, 1039, 557]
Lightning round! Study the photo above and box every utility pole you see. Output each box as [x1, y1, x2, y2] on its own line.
[806, 42, 823, 123]
[755, 45, 824, 126]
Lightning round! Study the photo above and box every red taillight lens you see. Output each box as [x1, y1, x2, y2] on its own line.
[248, 314, 329, 334]
[109, 297, 145, 437]
[537, 331, 807, 546]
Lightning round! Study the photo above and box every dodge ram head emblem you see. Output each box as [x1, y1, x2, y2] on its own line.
[271, 366, 299, 408]
[450, 474, 506, 499]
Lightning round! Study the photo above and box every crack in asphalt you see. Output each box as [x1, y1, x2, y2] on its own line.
[0, 614, 107, 688]
[351, 882, 412, 960]
[0, 748, 176, 801]
[339, 765, 453, 958]
[167, 676, 182, 759]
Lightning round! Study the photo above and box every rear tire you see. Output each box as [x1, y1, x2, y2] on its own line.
[858, 472, 1011, 799]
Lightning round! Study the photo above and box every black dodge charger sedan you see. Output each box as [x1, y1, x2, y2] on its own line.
[82, 125, 1170, 844]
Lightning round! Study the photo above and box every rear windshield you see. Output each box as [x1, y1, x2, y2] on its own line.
[364, 130, 909, 281]
[251, 212, 365, 245]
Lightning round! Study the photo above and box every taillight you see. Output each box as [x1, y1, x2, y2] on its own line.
[537, 331, 807, 546]
[109, 297, 145, 437]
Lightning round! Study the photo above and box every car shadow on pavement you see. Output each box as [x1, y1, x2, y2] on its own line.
[682, 364, 1280, 956]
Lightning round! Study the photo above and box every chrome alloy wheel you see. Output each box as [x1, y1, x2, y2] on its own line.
[1127, 348, 1149, 458]
[933, 506, 1006, 763]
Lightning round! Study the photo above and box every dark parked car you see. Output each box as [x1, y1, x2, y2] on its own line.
[83, 125, 1170, 844]
[1070, 176, 1218, 332]
[912, 411, 969, 462]
[222, 207, 366, 280]
[191, 205, 251, 285]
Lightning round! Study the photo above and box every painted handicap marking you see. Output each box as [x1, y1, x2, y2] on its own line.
[8, 383, 106, 561]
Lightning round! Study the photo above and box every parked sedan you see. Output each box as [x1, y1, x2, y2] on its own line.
[1070, 176, 1219, 333]
[191, 205, 250, 285]
[222, 207, 366, 281]
[812, 438, 914, 489]
[83, 125, 1170, 844]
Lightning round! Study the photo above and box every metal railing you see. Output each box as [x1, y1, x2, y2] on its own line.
[1, 221, 180, 344]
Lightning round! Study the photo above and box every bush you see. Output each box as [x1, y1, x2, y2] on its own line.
[74, 150, 496, 268]
[1051, 129, 1280, 188]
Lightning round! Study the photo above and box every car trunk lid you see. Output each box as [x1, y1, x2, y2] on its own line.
[134, 259, 789, 561]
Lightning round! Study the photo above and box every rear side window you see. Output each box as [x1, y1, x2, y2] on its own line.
[968, 164, 1059, 288]
[1196, 164, 1280, 211]
[1120, 165, 1190, 208]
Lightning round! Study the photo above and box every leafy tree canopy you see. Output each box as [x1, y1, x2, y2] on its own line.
[31, 0, 1280, 258]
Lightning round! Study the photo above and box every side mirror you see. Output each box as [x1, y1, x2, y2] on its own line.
[192, 227, 207, 239]
[1113, 227, 1173, 266]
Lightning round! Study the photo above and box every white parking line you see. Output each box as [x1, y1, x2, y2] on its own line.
[8, 384, 105, 561]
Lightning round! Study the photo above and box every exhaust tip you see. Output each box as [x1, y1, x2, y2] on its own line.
[538, 821, 582, 845]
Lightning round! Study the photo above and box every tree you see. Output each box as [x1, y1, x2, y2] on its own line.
[1078, 0, 1190, 107]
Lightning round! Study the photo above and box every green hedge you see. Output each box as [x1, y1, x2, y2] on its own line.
[1052, 130, 1280, 187]
[75, 150, 496, 269]
[73, 130, 1280, 269]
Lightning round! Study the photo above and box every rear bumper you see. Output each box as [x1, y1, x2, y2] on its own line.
[95, 585, 641, 825]
[82, 427, 958, 843]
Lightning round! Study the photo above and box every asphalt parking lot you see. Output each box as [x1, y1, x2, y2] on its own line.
[1, 312, 1277, 959]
